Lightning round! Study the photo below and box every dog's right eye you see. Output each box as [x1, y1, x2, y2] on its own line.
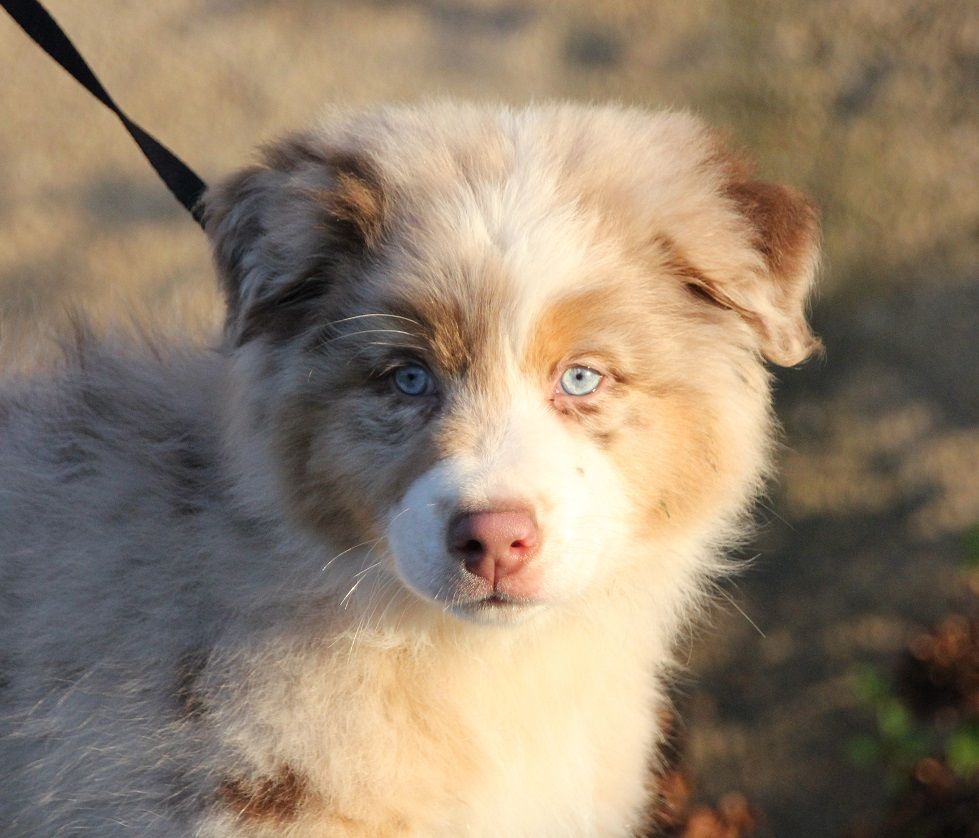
[559, 366, 603, 397]
[392, 364, 435, 397]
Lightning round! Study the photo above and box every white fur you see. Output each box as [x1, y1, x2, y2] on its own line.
[0, 102, 818, 836]
[386, 360, 631, 619]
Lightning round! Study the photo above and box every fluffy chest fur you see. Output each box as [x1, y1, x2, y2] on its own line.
[0, 102, 819, 836]
[196, 602, 664, 836]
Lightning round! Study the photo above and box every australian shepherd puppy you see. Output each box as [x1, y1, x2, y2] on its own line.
[0, 103, 819, 836]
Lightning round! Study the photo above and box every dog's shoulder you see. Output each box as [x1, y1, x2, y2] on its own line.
[0, 327, 246, 640]
[1, 331, 222, 516]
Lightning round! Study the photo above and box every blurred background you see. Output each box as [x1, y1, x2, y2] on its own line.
[2, 1, 976, 834]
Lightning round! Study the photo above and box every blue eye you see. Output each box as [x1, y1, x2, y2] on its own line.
[392, 364, 434, 396]
[559, 366, 603, 396]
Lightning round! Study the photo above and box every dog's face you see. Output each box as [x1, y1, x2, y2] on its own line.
[204, 104, 819, 625]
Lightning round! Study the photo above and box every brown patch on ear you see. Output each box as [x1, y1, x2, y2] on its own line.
[727, 180, 821, 366]
[315, 153, 386, 250]
[203, 135, 388, 346]
[261, 141, 387, 256]
[726, 181, 818, 288]
[658, 169, 821, 367]
[218, 766, 308, 823]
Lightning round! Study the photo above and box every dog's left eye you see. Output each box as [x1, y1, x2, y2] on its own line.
[559, 366, 603, 396]
[392, 363, 435, 396]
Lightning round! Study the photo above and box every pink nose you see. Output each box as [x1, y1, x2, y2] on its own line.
[448, 509, 540, 587]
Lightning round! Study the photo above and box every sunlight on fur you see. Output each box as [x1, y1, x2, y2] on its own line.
[0, 102, 819, 836]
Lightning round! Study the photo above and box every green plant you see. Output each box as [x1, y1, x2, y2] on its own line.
[847, 665, 930, 792]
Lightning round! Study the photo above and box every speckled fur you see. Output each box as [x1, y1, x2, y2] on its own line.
[0, 103, 819, 836]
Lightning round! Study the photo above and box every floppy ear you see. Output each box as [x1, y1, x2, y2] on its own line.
[679, 177, 821, 367]
[201, 134, 386, 345]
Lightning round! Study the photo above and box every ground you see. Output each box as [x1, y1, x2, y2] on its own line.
[2, 2, 976, 834]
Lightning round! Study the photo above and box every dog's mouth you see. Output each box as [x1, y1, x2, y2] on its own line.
[453, 592, 544, 622]
[475, 589, 541, 606]
[479, 594, 515, 608]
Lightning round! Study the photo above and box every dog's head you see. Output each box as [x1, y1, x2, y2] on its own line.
[203, 104, 819, 625]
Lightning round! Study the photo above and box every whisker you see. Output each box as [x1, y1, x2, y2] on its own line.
[390, 506, 411, 522]
[323, 313, 422, 329]
[715, 587, 766, 638]
[369, 579, 404, 631]
[340, 576, 367, 609]
[755, 499, 796, 532]
[363, 341, 426, 350]
[326, 328, 419, 343]
[354, 560, 383, 579]
[321, 538, 380, 573]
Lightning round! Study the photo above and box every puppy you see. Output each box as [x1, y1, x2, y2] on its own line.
[0, 102, 819, 836]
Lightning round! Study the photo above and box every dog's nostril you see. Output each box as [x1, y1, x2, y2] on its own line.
[460, 538, 484, 558]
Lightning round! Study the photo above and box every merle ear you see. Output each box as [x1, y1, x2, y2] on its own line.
[683, 178, 821, 367]
[201, 134, 386, 345]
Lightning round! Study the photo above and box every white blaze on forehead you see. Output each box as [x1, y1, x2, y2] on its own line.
[448, 152, 613, 354]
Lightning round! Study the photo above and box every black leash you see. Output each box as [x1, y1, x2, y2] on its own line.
[2, 0, 208, 226]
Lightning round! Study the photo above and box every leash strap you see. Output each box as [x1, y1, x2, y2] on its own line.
[2, 0, 208, 226]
